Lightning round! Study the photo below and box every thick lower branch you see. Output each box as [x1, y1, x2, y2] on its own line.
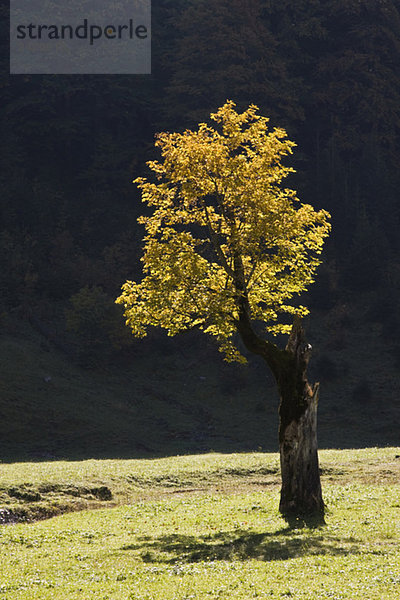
[235, 302, 283, 381]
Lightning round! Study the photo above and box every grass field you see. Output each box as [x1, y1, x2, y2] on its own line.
[0, 448, 399, 599]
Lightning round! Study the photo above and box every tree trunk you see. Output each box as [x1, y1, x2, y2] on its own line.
[236, 307, 324, 521]
[279, 381, 323, 519]
[277, 319, 324, 521]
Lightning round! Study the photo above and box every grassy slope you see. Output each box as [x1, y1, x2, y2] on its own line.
[0, 316, 279, 461]
[1, 294, 399, 462]
[0, 447, 398, 522]
[0, 449, 399, 599]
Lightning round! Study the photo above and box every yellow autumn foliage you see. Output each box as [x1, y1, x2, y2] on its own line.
[117, 101, 331, 361]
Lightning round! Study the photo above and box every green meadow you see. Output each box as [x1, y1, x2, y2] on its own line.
[0, 448, 399, 599]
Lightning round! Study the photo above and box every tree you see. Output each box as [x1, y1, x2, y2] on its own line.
[117, 101, 331, 521]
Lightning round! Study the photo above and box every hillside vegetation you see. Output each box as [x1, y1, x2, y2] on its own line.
[1, 293, 399, 463]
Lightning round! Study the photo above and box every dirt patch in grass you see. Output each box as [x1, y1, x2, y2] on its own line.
[0, 483, 114, 524]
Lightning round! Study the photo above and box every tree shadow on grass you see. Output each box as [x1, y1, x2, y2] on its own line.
[122, 526, 362, 564]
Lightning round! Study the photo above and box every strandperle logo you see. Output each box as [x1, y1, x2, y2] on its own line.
[15, 19, 148, 46]
[10, 0, 151, 74]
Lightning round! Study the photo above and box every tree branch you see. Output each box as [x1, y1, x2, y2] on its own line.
[229, 235, 284, 380]
[235, 296, 283, 381]
[203, 204, 235, 278]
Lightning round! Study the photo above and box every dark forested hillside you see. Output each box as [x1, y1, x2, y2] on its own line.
[1, 0, 400, 459]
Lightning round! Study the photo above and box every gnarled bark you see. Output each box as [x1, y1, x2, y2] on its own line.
[279, 381, 323, 519]
[237, 310, 324, 521]
[277, 318, 324, 520]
